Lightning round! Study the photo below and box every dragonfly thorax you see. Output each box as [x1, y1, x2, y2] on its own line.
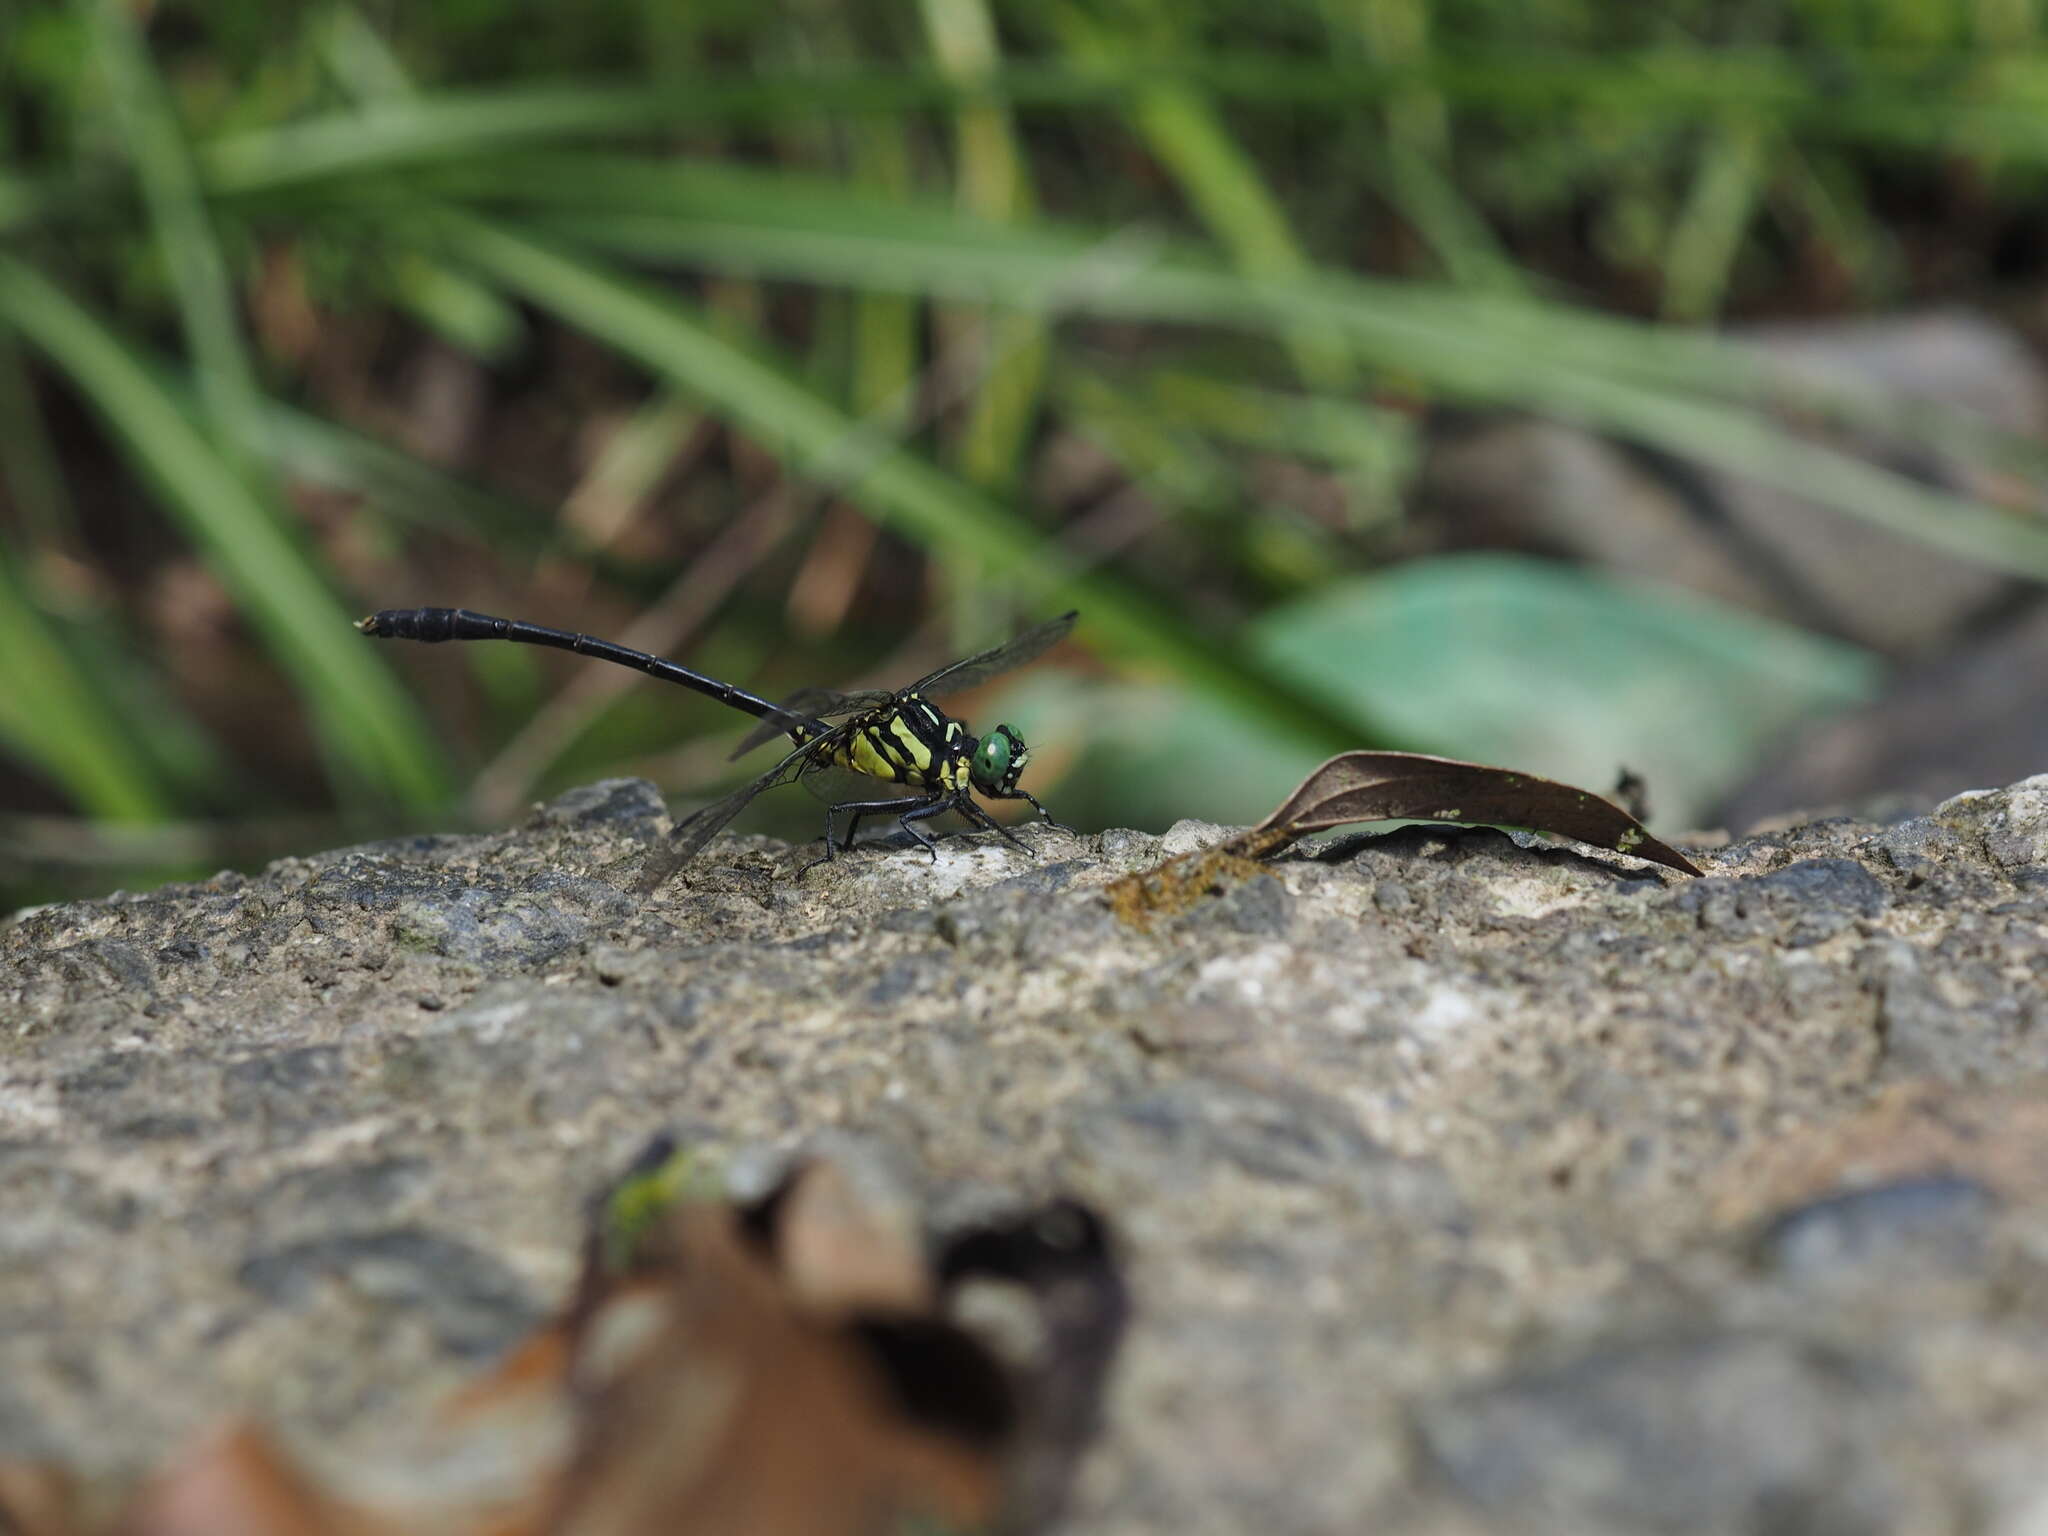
[827, 694, 972, 792]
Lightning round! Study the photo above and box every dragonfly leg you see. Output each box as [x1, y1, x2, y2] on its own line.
[801, 794, 945, 877]
[958, 797, 1031, 853]
[1012, 789, 1073, 834]
[895, 795, 960, 861]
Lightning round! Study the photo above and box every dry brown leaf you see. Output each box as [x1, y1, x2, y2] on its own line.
[1105, 753, 1696, 928]
[771, 1160, 933, 1318]
[543, 1157, 1122, 1536]
[547, 1202, 1000, 1536]
[0, 1460, 82, 1536]
[1250, 751, 1702, 876]
[19, 1152, 1122, 1536]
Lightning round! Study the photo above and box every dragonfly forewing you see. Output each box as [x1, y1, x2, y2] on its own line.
[912, 611, 1077, 698]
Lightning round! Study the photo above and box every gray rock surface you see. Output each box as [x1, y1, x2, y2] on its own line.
[6, 775, 2048, 1534]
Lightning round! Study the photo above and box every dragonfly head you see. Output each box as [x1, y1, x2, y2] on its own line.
[969, 723, 1030, 797]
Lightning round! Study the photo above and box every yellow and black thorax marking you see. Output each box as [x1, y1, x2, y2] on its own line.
[796, 693, 971, 793]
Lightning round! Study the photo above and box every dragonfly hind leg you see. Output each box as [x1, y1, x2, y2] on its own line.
[800, 793, 949, 877]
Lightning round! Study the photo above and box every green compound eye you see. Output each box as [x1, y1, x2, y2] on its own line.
[972, 725, 1022, 793]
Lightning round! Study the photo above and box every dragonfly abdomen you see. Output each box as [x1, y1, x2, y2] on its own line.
[356, 607, 804, 728]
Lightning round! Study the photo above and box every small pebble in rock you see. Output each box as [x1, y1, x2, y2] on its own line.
[1755, 1174, 1995, 1280]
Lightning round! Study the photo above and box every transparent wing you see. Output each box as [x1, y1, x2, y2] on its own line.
[908, 611, 1078, 699]
[733, 612, 1075, 759]
[745, 696, 846, 742]
[797, 758, 922, 806]
[728, 686, 892, 761]
[634, 724, 856, 892]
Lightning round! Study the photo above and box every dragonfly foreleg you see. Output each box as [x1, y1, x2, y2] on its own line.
[1013, 789, 1071, 833]
[957, 797, 1031, 853]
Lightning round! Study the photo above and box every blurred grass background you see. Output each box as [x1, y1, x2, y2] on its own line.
[6, 0, 2048, 907]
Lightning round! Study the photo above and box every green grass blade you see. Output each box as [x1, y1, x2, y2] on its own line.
[432, 211, 1386, 756]
[1057, 2, 1350, 390]
[1138, 368, 1418, 485]
[560, 389, 703, 551]
[0, 540, 171, 822]
[178, 49, 2048, 198]
[0, 332, 82, 546]
[386, 248, 528, 361]
[317, 3, 415, 101]
[0, 335, 231, 808]
[0, 257, 450, 811]
[87, 0, 269, 479]
[474, 164, 2048, 579]
[1379, 141, 1528, 294]
[920, 0, 1048, 493]
[0, 171, 44, 234]
[844, 120, 919, 430]
[1330, 0, 1525, 293]
[201, 86, 685, 195]
[1661, 121, 1769, 322]
[229, 146, 2044, 481]
[1056, 364, 1236, 510]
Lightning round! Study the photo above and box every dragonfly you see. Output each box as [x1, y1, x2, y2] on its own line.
[356, 606, 1076, 888]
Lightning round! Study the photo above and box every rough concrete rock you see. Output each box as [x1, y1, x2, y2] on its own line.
[6, 775, 2048, 1534]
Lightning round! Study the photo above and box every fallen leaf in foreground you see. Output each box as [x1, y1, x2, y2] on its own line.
[0, 1461, 81, 1536]
[552, 1147, 1125, 1536]
[4, 1144, 1125, 1536]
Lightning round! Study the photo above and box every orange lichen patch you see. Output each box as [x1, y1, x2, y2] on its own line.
[1708, 1079, 2048, 1228]
[1104, 827, 1294, 932]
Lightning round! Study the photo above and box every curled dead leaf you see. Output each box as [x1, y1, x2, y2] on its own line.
[1105, 752, 1697, 929]
[0, 1461, 80, 1536]
[1246, 751, 1701, 875]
